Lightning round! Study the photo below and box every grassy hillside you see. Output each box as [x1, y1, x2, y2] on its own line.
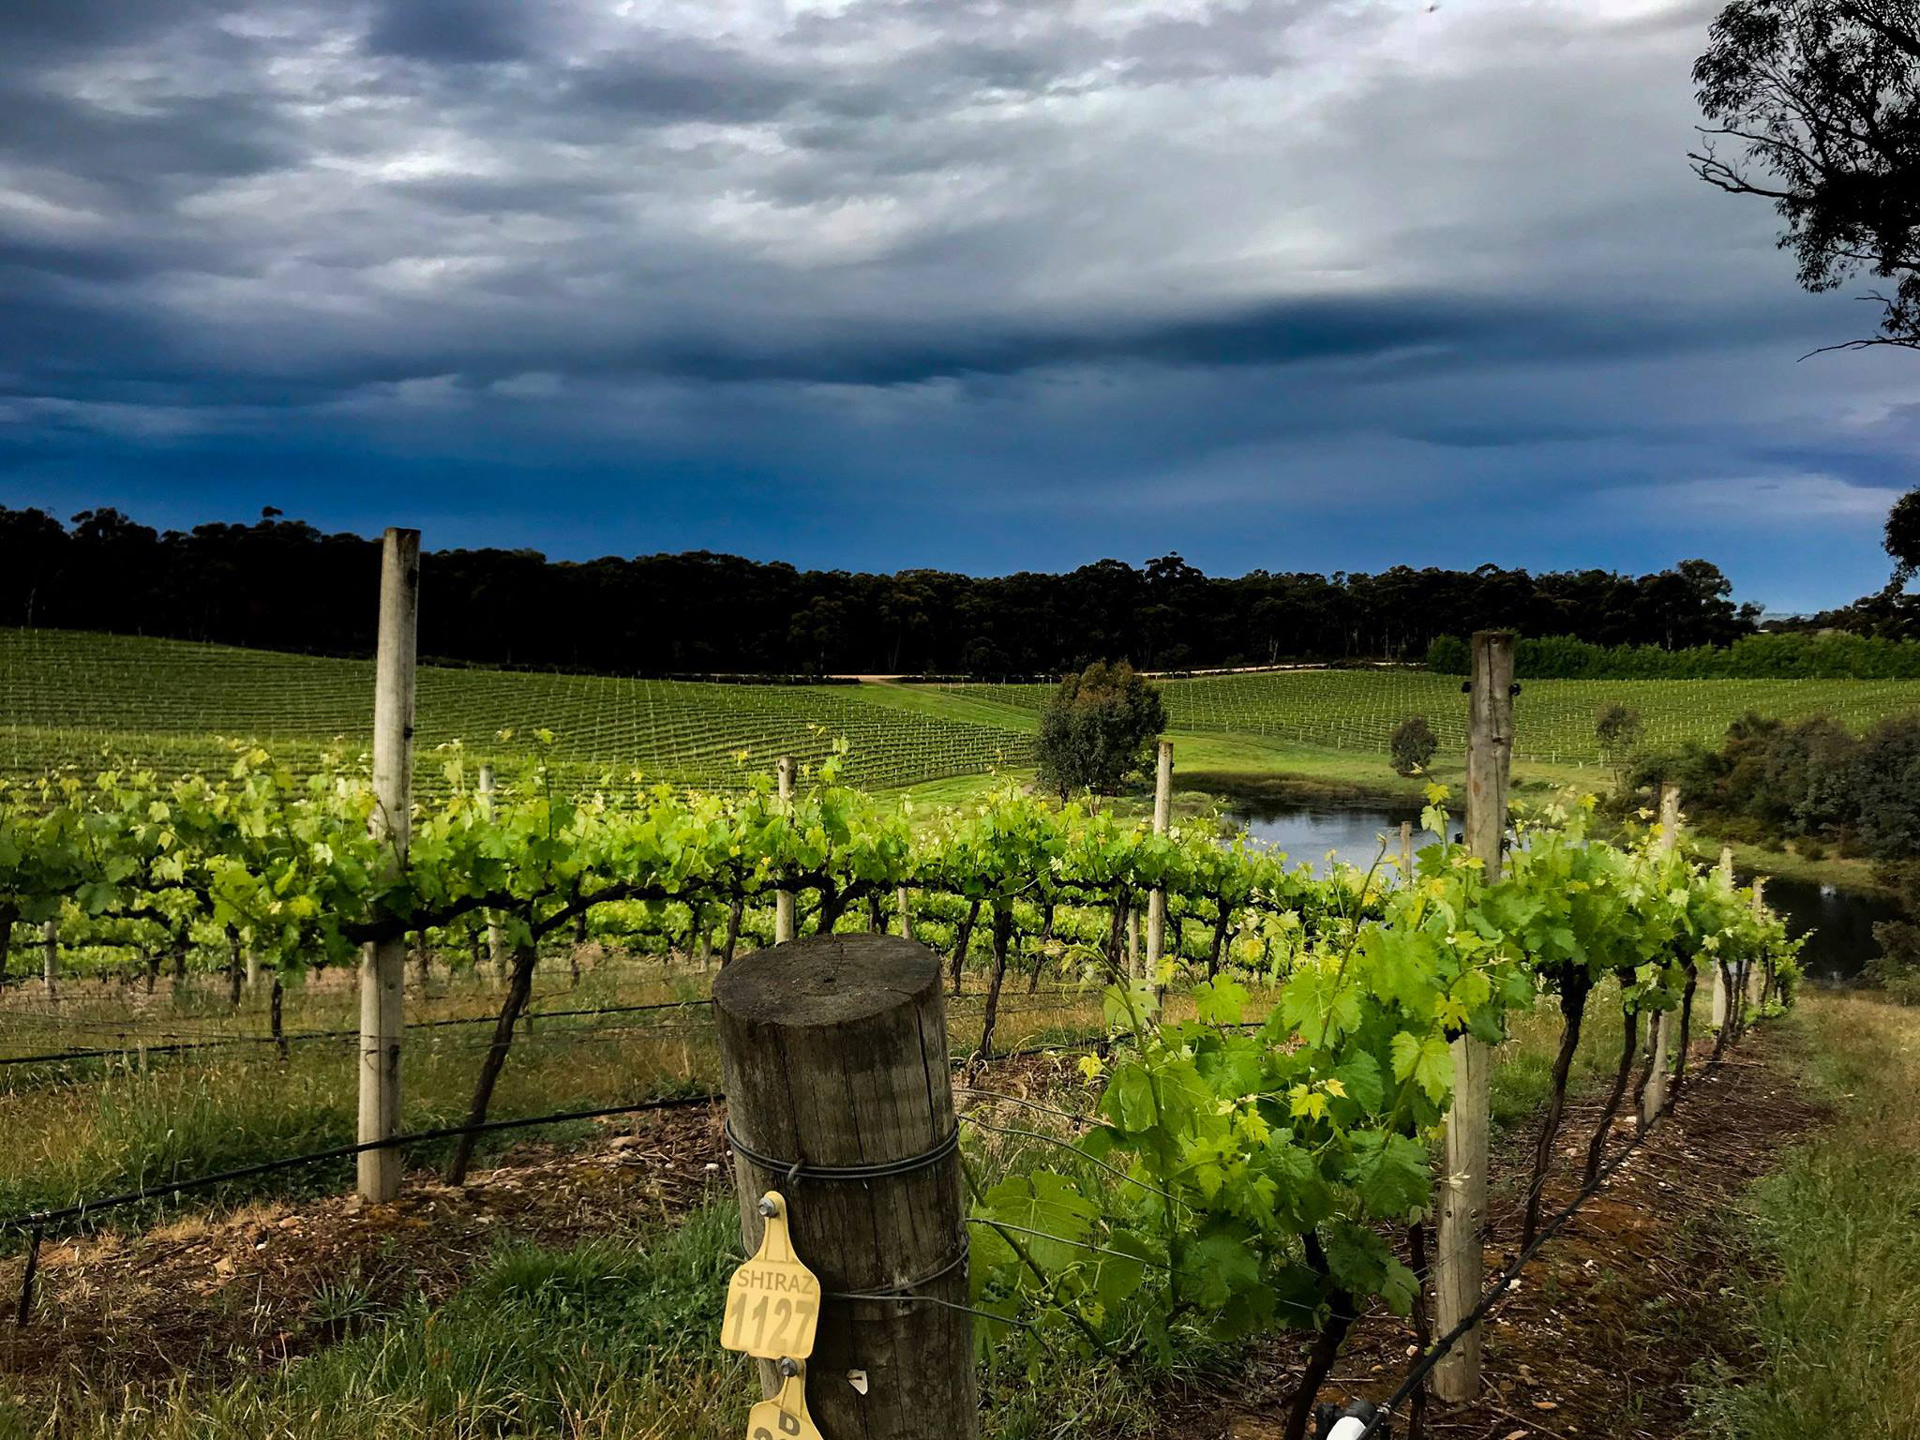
[0, 630, 1034, 793]
[7, 630, 1917, 798]
[932, 669, 1920, 766]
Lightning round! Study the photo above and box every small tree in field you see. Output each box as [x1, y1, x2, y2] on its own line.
[1596, 703, 1645, 790]
[1389, 715, 1438, 776]
[1037, 661, 1166, 799]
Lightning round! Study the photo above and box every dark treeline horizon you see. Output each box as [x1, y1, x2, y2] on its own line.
[0, 506, 1764, 676]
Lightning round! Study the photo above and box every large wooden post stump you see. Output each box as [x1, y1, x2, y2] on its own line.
[714, 935, 977, 1440]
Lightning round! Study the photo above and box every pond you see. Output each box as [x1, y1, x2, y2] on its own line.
[1231, 801, 1896, 983]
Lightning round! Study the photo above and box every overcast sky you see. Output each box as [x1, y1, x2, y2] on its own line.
[0, 0, 1912, 611]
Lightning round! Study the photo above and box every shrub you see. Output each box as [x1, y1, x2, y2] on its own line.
[1036, 660, 1167, 799]
[1424, 635, 1470, 674]
[1389, 715, 1438, 776]
[1595, 703, 1644, 791]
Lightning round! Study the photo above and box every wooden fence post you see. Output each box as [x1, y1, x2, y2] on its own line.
[775, 757, 797, 944]
[41, 919, 57, 997]
[1641, 784, 1682, 1126]
[478, 764, 510, 988]
[1432, 630, 1513, 1404]
[1749, 877, 1769, 1010]
[713, 935, 977, 1440]
[359, 526, 419, 1204]
[1145, 740, 1173, 990]
[1399, 820, 1414, 885]
[897, 885, 912, 940]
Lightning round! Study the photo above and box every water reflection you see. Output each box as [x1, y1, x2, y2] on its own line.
[1230, 803, 1894, 982]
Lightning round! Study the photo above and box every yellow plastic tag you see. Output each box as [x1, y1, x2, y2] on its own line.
[745, 1366, 824, 1440]
[721, 1191, 821, 1361]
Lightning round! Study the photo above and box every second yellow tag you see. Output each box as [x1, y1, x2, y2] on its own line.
[745, 1366, 824, 1440]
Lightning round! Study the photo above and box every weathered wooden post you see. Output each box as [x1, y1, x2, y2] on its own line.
[478, 764, 510, 988]
[359, 526, 419, 1204]
[714, 935, 976, 1440]
[1712, 847, 1733, 1030]
[1749, 877, 1770, 1011]
[1399, 820, 1414, 886]
[1432, 630, 1513, 1404]
[41, 919, 57, 998]
[897, 885, 912, 940]
[775, 756, 797, 944]
[1145, 740, 1173, 993]
[1640, 784, 1682, 1126]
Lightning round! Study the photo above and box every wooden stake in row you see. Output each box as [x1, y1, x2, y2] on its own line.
[359, 527, 419, 1204]
[775, 756, 797, 945]
[1432, 630, 1513, 1403]
[1639, 783, 1682, 1127]
[1144, 739, 1173, 992]
[478, 764, 510, 988]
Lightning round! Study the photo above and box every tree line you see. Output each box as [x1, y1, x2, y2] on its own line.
[1427, 631, 1920, 680]
[0, 507, 1761, 676]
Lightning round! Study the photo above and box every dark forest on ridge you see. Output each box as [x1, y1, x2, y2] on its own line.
[0, 506, 1801, 677]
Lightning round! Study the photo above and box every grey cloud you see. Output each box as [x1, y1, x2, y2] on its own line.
[0, 0, 1905, 612]
[361, 0, 545, 64]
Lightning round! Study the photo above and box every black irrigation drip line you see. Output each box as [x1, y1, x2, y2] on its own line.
[0, 1000, 1114, 1073]
[0, 1092, 724, 1239]
[2, 1023, 1114, 1256]
[0, 997, 718, 1069]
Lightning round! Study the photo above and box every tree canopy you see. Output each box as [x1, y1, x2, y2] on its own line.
[1693, 0, 1920, 353]
[1036, 662, 1167, 799]
[0, 506, 1769, 677]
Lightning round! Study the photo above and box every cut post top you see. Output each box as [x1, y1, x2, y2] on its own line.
[713, 933, 940, 1029]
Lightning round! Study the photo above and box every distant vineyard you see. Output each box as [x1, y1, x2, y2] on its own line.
[9, 631, 1917, 790]
[0, 631, 1034, 792]
[934, 670, 1920, 764]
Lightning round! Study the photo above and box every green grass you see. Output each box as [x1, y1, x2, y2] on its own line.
[0, 1205, 755, 1440]
[1692, 993, 1920, 1439]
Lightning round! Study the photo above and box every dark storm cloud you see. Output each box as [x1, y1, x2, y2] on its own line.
[0, 0, 1909, 613]
[363, 0, 548, 64]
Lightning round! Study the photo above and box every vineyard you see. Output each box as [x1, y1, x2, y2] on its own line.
[936, 669, 1920, 765]
[0, 630, 1035, 795]
[0, 725, 1802, 1439]
[7, 632, 1920, 805]
[0, 573, 1892, 1440]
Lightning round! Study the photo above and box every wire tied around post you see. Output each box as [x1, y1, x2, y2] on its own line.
[723, 1119, 959, 1185]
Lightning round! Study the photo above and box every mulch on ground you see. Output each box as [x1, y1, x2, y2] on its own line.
[0, 1101, 731, 1393]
